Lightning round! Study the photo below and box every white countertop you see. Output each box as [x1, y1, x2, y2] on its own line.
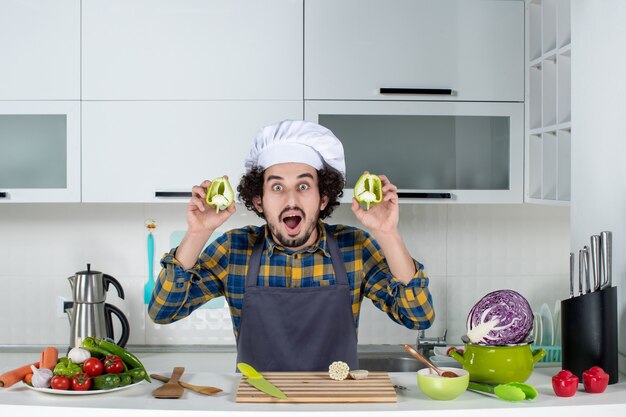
[1, 352, 625, 417]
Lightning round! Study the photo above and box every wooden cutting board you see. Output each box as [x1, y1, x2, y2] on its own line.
[235, 371, 397, 403]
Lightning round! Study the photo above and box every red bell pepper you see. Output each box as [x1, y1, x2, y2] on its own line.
[552, 369, 579, 397]
[582, 366, 609, 394]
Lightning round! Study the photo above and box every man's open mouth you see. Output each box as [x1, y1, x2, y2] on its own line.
[282, 214, 303, 234]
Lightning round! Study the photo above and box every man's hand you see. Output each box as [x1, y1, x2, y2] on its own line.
[351, 174, 415, 283]
[187, 178, 236, 236]
[351, 174, 399, 236]
[177, 178, 236, 270]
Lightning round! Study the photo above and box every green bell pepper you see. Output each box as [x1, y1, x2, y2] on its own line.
[354, 172, 383, 210]
[205, 176, 235, 213]
[53, 358, 83, 378]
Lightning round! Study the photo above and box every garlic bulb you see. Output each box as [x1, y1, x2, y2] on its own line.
[328, 361, 350, 381]
[30, 365, 53, 388]
[67, 347, 91, 364]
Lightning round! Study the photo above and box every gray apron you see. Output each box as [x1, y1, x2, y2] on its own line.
[236, 225, 358, 371]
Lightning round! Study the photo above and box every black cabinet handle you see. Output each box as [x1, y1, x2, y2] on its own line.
[0, 192, 7, 199]
[154, 191, 192, 198]
[380, 88, 453, 95]
[397, 192, 452, 199]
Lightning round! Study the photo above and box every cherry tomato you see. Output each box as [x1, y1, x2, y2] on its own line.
[50, 375, 71, 390]
[583, 366, 609, 393]
[71, 372, 92, 391]
[552, 369, 579, 397]
[104, 355, 124, 374]
[82, 357, 104, 377]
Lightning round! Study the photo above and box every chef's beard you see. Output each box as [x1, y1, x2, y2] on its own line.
[268, 207, 321, 249]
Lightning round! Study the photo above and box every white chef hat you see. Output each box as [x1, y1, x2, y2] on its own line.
[244, 120, 345, 178]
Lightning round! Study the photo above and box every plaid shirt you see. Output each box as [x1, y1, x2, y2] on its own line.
[148, 221, 434, 338]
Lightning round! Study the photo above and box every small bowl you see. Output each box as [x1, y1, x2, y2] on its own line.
[417, 367, 469, 400]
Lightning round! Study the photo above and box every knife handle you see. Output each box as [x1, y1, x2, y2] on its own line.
[600, 231, 612, 289]
[590, 235, 601, 291]
[578, 250, 584, 296]
[569, 253, 575, 298]
[583, 245, 591, 294]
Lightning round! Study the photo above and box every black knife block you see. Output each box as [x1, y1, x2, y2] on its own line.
[561, 286, 618, 384]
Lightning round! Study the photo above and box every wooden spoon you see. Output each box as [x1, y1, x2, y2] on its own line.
[403, 344, 459, 378]
[151, 373, 222, 396]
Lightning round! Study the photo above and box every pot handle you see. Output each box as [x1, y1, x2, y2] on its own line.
[104, 303, 130, 348]
[448, 348, 464, 364]
[531, 348, 547, 364]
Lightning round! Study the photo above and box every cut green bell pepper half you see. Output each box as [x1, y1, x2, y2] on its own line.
[205, 176, 235, 213]
[53, 358, 83, 377]
[354, 172, 382, 210]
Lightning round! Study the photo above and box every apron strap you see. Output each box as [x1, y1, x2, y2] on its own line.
[324, 225, 349, 286]
[245, 224, 349, 287]
[245, 231, 265, 288]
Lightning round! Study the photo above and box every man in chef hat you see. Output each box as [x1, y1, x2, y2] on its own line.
[149, 120, 434, 371]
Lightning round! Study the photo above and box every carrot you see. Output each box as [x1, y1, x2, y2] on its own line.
[23, 373, 33, 385]
[0, 362, 39, 388]
[40, 346, 59, 371]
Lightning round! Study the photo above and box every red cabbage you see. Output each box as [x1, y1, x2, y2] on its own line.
[466, 289, 533, 345]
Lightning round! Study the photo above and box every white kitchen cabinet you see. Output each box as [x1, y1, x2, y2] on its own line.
[82, 0, 302, 100]
[82, 101, 302, 202]
[525, 0, 571, 205]
[0, 0, 80, 100]
[306, 100, 524, 204]
[305, 0, 524, 102]
[0, 101, 81, 202]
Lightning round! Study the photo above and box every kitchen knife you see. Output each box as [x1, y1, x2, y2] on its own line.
[569, 252, 574, 298]
[600, 231, 612, 289]
[583, 246, 591, 293]
[590, 235, 601, 291]
[237, 362, 288, 399]
[578, 249, 584, 296]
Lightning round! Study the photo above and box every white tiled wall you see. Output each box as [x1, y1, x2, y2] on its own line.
[0, 202, 569, 347]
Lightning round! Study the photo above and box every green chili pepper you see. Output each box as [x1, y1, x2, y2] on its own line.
[80, 337, 115, 358]
[52, 359, 83, 377]
[93, 373, 122, 390]
[354, 172, 383, 210]
[205, 176, 235, 213]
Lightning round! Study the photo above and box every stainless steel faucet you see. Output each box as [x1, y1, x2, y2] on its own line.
[416, 329, 448, 357]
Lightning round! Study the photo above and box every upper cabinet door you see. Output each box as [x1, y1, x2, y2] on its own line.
[305, 0, 524, 102]
[82, 0, 303, 100]
[0, 101, 81, 202]
[0, 0, 80, 99]
[82, 101, 303, 203]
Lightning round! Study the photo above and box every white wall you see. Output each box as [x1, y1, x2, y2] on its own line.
[571, 0, 626, 372]
[0, 203, 569, 347]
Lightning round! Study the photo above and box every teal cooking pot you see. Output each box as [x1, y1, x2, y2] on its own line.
[449, 343, 546, 384]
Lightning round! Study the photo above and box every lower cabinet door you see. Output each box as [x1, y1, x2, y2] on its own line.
[82, 101, 303, 202]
